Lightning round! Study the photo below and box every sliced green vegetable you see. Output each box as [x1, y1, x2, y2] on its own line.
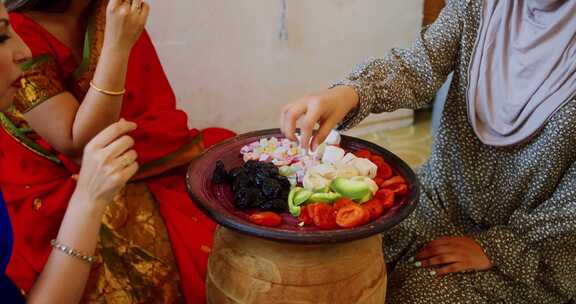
[308, 192, 342, 203]
[330, 177, 373, 201]
[288, 187, 302, 216]
[350, 176, 379, 194]
[314, 186, 330, 193]
[358, 192, 373, 204]
[294, 189, 313, 206]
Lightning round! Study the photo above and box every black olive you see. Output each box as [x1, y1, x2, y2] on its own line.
[245, 188, 265, 207]
[275, 176, 291, 190]
[279, 189, 290, 201]
[261, 178, 282, 199]
[228, 167, 247, 180]
[246, 172, 259, 185]
[232, 173, 251, 192]
[234, 188, 263, 209]
[212, 160, 228, 184]
[254, 171, 272, 187]
[243, 160, 260, 171]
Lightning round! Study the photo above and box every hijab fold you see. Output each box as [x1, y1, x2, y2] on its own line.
[467, 0, 576, 146]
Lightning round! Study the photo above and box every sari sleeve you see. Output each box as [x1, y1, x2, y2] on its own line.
[8, 13, 67, 114]
[14, 56, 67, 114]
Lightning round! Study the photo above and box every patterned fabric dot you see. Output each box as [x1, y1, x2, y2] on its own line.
[200, 245, 211, 254]
[334, 1, 576, 303]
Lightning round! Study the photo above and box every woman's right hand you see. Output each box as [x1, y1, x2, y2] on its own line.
[103, 0, 150, 53]
[75, 119, 139, 206]
[280, 85, 359, 151]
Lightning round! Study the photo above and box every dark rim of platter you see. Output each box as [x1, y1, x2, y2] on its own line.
[186, 128, 420, 244]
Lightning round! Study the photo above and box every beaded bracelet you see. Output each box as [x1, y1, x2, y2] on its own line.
[50, 239, 96, 264]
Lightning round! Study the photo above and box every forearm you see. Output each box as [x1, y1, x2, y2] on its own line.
[71, 46, 130, 152]
[27, 190, 105, 304]
[335, 0, 462, 129]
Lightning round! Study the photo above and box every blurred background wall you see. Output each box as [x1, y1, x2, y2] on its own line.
[147, 0, 423, 134]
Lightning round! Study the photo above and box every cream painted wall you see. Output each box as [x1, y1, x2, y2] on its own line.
[147, 0, 422, 133]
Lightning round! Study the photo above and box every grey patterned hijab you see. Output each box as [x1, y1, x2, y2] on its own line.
[467, 0, 576, 146]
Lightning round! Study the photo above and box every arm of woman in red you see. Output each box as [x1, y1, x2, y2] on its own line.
[26, 121, 139, 304]
[22, 0, 149, 159]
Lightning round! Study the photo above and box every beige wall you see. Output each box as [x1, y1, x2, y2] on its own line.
[147, 0, 422, 133]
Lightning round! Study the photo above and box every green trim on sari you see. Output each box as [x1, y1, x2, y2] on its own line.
[20, 54, 50, 71]
[0, 113, 60, 163]
[72, 4, 97, 79]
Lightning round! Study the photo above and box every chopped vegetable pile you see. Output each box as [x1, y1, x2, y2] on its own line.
[213, 133, 408, 229]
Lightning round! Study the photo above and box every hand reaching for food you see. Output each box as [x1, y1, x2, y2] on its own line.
[280, 86, 359, 151]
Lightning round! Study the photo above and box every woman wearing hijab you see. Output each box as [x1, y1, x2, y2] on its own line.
[280, 0, 576, 303]
[0, 2, 140, 302]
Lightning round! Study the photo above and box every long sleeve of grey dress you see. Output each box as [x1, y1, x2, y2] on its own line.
[334, 1, 576, 303]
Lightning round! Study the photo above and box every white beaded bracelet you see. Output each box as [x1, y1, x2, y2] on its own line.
[50, 239, 96, 264]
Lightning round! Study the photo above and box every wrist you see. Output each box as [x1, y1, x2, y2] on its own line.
[68, 189, 108, 217]
[331, 85, 359, 111]
[101, 42, 131, 60]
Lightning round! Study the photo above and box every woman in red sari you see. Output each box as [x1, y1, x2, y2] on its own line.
[1, 0, 235, 302]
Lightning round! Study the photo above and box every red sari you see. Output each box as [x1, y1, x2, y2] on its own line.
[0, 2, 234, 302]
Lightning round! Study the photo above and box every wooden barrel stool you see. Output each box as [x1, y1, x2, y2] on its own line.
[206, 226, 387, 304]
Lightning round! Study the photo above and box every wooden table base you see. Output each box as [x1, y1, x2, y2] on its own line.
[207, 226, 387, 304]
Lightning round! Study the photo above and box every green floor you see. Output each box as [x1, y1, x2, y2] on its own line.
[359, 111, 433, 169]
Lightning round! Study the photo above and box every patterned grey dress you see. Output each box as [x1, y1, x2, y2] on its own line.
[335, 1, 576, 303]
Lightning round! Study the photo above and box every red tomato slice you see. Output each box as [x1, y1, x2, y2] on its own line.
[380, 175, 406, 188]
[333, 198, 355, 212]
[249, 212, 283, 227]
[388, 183, 408, 195]
[308, 203, 337, 229]
[376, 162, 393, 179]
[362, 199, 384, 220]
[374, 177, 385, 188]
[376, 189, 395, 209]
[298, 205, 314, 226]
[369, 156, 393, 179]
[335, 204, 370, 228]
[369, 155, 385, 164]
[354, 149, 372, 159]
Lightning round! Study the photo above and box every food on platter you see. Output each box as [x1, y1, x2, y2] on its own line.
[213, 131, 409, 229]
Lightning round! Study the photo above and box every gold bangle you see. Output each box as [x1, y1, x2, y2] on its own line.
[89, 81, 126, 96]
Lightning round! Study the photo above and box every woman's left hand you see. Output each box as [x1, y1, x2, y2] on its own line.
[414, 236, 493, 276]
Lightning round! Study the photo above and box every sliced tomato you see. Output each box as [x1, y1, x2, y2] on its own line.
[362, 199, 384, 220]
[298, 205, 314, 226]
[354, 149, 372, 159]
[380, 175, 406, 188]
[369, 155, 385, 164]
[376, 189, 395, 209]
[335, 203, 370, 228]
[308, 203, 337, 229]
[388, 183, 408, 195]
[376, 162, 393, 179]
[333, 198, 355, 212]
[369, 156, 393, 179]
[373, 177, 385, 188]
[249, 212, 283, 227]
